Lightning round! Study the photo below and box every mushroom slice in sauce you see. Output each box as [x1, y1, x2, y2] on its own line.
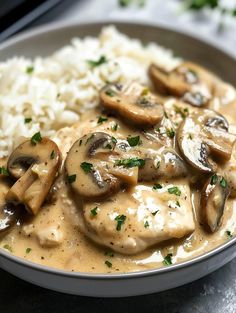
[100, 82, 164, 126]
[65, 132, 139, 200]
[177, 110, 236, 173]
[201, 174, 229, 232]
[149, 62, 215, 107]
[6, 138, 61, 215]
[138, 149, 188, 181]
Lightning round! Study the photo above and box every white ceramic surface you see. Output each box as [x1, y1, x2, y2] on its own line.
[0, 21, 235, 297]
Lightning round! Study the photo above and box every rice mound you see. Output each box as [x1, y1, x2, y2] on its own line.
[0, 26, 180, 158]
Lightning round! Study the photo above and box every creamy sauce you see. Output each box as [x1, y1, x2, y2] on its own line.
[0, 72, 236, 273]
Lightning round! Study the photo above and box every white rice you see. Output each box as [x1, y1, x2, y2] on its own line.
[0, 26, 180, 158]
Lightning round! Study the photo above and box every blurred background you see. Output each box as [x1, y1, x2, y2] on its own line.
[1, 0, 236, 57]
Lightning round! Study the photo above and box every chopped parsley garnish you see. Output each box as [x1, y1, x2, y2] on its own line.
[111, 123, 118, 131]
[0, 166, 9, 176]
[26, 248, 32, 254]
[141, 88, 149, 96]
[163, 253, 173, 266]
[164, 111, 169, 118]
[188, 133, 193, 140]
[31, 132, 42, 145]
[119, 0, 132, 7]
[105, 260, 112, 268]
[79, 139, 83, 146]
[85, 134, 94, 145]
[155, 161, 161, 169]
[127, 135, 141, 147]
[225, 230, 233, 239]
[3, 244, 12, 252]
[67, 174, 76, 184]
[26, 66, 34, 74]
[105, 251, 114, 257]
[176, 200, 181, 207]
[168, 186, 181, 196]
[115, 158, 145, 168]
[80, 162, 93, 173]
[152, 210, 159, 216]
[50, 150, 55, 159]
[90, 207, 98, 216]
[87, 55, 107, 68]
[166, 128, 175, 138]
[24, 117, 32, 124]
[111, 136, 117, 144]
[105, 89, 115, 97]
[97, 116, 108, 124]
[174, 105, 189, 119]
[144, 221, 149, 228]
[210, 174, 218, 185]
[115, 214, 126, 231]
[220, 177, 227, 188]
[153, 183, 162, 190]
[105, 144, 112, 150]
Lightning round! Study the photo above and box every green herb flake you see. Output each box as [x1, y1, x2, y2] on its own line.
[97, 116, 108, 124]
[111, 123, 118, 131]
[3, 244, 12, 252]
[115, 158, 145, 169]
[80, 162, 93, 173]
[166, 128, 175, 138]
[26, 248, 32, 254]
[105, 251, 114, 257]
[164, 111, 168, 118]
[155, 161, 160, 169]
[79, 139, 83, 146]
[220, 177, 227, 188]
[105, 89, 115, 97]
[0, 166, 9, 176]
[31, 132, 42, 145]
[152, 210, 159, 216]
[176, 200, 181, 207]
[111, 136, 117, 144]
[26, 66, 34, 74]
[67, 174, 76, 184]
[50, 150, 55, 159]
[210, 174, 218, 185]
[127, 135, 140, 147]
[144, 221, 149, 228]
[24, 117, 32, 124]
[105, 260, 112, 268]
[174, 105, 189, 119]
[115, 214, 126, 231]
[85, 134, 94, 145]
[163, 253, 173, 266]
[141, 88, 149, 96]
[168, 186, 181, 196]
[87, 55, 107, 68]
[90, 207, 98, 216]
[153, 183, 162, 190]
[225, 230, 233, 239]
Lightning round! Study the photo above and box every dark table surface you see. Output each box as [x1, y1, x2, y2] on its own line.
[0, 258, 235, 313]
[0, 1, 236, 312]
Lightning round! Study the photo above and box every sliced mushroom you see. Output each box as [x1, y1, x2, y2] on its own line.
[201, 174, 229, 232]
[65, 132, 139, 200]
[138, 149, 188, 181]
[149, 62, 215, 107]
[6, 138, 61, 215]
[100, 82, 164, 126]
[177, 110, 236, 173]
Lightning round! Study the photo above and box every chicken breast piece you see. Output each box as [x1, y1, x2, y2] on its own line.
[78, 179, 195, 254]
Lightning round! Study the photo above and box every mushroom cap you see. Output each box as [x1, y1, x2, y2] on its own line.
[6, 138, 61, 215]
[177, 110, 236, 173]
[100, 82, 164, 127]
[65, 132, 121, 200]
[201, 174, 229, 232]
[149, 62, 215, 107]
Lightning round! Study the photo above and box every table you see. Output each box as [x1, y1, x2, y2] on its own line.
[0, 1, 236, 312]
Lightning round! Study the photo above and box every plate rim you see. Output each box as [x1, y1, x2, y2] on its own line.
[0, 19, 235, 280]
